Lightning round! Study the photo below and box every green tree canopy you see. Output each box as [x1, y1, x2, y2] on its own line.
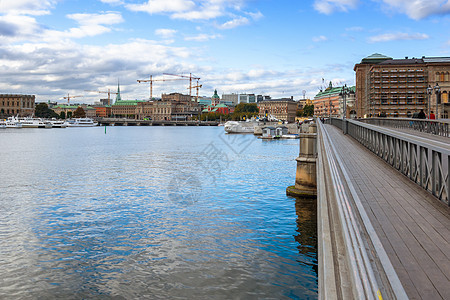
[59, 111, 66, 119]
[232, 103, 259, 120]
[303, 104, 314, 117]
[34, 103, 60, 119]
[72, 106, 86, 118]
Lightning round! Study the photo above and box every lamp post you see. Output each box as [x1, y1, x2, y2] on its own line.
[427, 85, 433, 118]
[434, 83, 441, 119]
[339, 84, 354, 134]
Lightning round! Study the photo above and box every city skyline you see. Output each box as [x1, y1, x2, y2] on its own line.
[1, 0, 449, 103]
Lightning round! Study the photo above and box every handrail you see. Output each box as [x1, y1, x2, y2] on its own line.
[317, 119, 408, 299]
[346, 119, 449, 205]
[358, 118, 450, 137]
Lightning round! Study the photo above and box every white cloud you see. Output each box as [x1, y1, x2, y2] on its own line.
[184, 33, 221, 42]
[368, 32, 430, 43]
[218, 16, 249, 29]
[345, 26, 363, 31]
[380, 0, 450, 20]
[100, 0, 124, 4]
[0, 0, 58, 15]
[155, 28, 177, 38]
[126, 0, 195, 14]
[313, 0, 359, 14]
[312, 35, 328, 42]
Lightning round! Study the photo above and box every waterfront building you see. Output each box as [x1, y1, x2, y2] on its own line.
[52, 104, 79, 117]
[354, 53, 450, 118]
[94, 105, 112, 118]
[112, 100, 145, 118]
[258, 98, 297, 123]
[0, 94, 35, 117]
[313, 82, 356, 118]
[136, 99, 201, 121]
[162, 93, 192, 102]
[222, 93, 239, 106]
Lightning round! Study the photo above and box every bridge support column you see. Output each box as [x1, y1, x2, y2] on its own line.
[287, 124, 317, 197]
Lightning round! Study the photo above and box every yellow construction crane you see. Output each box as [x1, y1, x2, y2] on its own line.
[137, 75, 185, 100]
[85, 89, 119, 106]
[163, 73, 201, 98]
[62, 94, 83, 105]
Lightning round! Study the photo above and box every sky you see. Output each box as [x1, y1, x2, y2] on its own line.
[1, 0, 450, 104]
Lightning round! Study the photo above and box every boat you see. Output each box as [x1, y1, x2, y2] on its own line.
[10, 116, 51, 128]
[65, 118, 98, 127]
[49, 119, 67, 128]
[224, 121, 258, 134]
[1, 118, 23, 128]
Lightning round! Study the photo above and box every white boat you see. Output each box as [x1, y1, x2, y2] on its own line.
[49, 119, 67, 128]
[224, 121, 258, 134]
[65, 118, 98, 127]
[1, 118, 23, 128]
[10, 116, 51, 128]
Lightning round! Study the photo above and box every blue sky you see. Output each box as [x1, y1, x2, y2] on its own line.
[1, 0, 449, 103]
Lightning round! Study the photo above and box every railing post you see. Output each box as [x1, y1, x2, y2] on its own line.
[287, 123, 317, 197]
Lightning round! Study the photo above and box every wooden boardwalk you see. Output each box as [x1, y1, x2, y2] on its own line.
[324, 124, 450, 300]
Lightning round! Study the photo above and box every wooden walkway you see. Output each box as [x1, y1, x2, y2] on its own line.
[324, 124, 450, 300]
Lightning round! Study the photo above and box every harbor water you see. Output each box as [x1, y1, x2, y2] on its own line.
[0, 126, 317, 299]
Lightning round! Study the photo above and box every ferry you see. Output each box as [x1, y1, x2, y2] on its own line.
[49, 119, 67, 128]
[65, 118, 98, 127]
[10, 116, 52, 128]
[1, 119, 22, 128]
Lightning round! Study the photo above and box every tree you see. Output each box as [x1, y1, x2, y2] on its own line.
[232, 103, 259, 120]
[303, 104, 314, 117]
[59, 111, 66, 119]
[72, 106, 86, 118]
[67, 111, 73, 118]
[34, 103, 59, 119]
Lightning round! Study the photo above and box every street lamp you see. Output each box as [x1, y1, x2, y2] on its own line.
[427, 85, 433, 117]
[339, 84, 354, 120]
[434, 83, 441, 119]
[339, 84, 354, 134]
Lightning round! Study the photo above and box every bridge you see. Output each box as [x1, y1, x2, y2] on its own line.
[314, 118, 449, 299]
[97, 118, 219, 126]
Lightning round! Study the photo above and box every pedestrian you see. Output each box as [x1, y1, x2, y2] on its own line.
[418, 109, 426, 119]
[429, 111, 436, 119]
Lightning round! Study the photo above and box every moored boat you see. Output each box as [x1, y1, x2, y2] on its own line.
[65, 118, 98, 127]
[49, 119, 67, 128]
[10, 116, 51, 128]
[224, 121, 257, 134]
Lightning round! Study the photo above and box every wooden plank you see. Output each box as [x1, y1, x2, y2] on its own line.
[324, 125, 450, 299]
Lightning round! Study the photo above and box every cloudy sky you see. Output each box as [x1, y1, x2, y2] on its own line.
[1, 0, 449, 103]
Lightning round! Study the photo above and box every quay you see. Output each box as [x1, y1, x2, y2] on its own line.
[97, 118, 219, 126]
[310, 118, 449, 299]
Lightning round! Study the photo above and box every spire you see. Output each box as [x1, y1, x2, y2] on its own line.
[115, 80, 122, 104]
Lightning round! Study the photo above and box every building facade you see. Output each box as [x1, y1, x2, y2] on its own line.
[0, 94, 35, 117]
[354, 54, 450, 118]
[112, 100, 145, 118]
[313, 83, 356, 118]
[258, 98, 297, 123]
[161, 93, 192, 102]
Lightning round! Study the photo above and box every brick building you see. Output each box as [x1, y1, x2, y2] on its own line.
[258, 98, 297, 123]
[354, 54, 450, 118]
[0, 94, 35, 117]
[313, 83, 356, 118]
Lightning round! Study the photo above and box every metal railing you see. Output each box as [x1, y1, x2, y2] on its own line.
[346, 119, 449, 205]
[358, 118, 450, 137]
[317, 120, 408, 299]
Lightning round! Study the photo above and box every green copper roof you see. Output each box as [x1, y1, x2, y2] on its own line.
[115, 81, 122, 102]
[361, 53, 392, 64]
[54, 105, 78, 109]
[113, 100, 145, 106]
[314, 86, 355, 99]
[212, 89, 220, 99]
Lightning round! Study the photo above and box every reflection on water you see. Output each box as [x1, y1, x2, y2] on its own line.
[0, 127, 317, 299]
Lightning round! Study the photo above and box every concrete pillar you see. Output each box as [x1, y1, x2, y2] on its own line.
[287, 123, 317, 197]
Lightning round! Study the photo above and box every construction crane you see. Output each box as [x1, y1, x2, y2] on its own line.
[85, 89, 119, 106]
[163, 73, 200, 98]
[137, 75, 185, 100]
[187, 81, 202, 102]
[62, 94, 83, 105]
